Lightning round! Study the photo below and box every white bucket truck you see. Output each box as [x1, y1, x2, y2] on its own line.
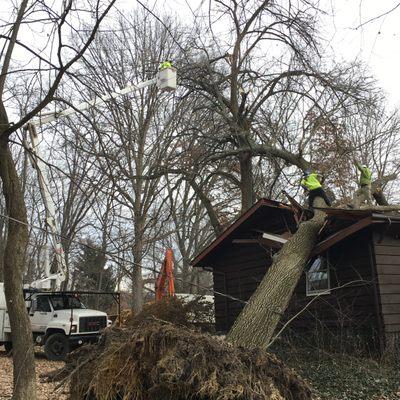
[0, 283, 109, 360]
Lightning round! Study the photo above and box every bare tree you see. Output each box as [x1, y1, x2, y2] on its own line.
[178, 0, 371, 215]
[0, 1, 115, 397]
[62, 11, 184, 311]
[345, 97, 400, 204]
[42, 124, 104, 288]
[165, 177, 213, 293]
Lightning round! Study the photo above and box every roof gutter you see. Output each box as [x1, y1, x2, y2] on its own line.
[372, 213, 400, 222]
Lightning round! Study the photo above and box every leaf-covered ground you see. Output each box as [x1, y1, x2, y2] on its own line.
[272, 342, 400, 400]
[1, 339, 399, 400]
[0, 346, 68, 400]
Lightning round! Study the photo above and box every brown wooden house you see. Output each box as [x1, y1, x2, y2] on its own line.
[191, 198, 400, 352]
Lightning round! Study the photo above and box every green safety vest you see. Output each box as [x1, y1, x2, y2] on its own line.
[159, 61, 172, 70]
[359, 166, 372, 186]
[301, 173, 322, 191]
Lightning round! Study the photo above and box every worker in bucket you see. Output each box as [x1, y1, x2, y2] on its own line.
[301, 170, 331, 211]
[353, 159, 372, 207]
[159, 60, 172, 71]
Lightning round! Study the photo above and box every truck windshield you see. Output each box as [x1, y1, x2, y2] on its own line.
[49, 295, 85, 310]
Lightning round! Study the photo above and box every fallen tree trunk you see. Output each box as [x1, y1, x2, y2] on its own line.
[226, 197, 327, 349]
[371, 173, 396, 206]
[372, 188, 388, 206]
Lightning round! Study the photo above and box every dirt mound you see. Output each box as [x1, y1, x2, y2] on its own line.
[63, 316, 311, 399]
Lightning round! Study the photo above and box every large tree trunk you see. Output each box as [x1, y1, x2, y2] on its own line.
[131, 251, 143, 314]
[131, 214, 144, 314]
[0, 1, 36, 395]
[239, 150, 254, 213]
[226, 197, 327, 349]
[0, 133, 36, 398]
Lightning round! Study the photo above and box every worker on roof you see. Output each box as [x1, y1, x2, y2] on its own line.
[159, 60, 172, 71]
[301, 170, 331, 211]
[353, 159, 373, 207]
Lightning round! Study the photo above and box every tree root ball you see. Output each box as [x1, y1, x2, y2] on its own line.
[65, 318, 311, 399]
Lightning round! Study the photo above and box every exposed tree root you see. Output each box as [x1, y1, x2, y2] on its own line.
[66, 319, 311, 400]
[46, 299, 312, 400]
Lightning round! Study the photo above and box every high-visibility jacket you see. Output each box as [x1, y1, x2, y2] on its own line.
[301, 173, 322, 191]
[355, 162, 372, 186]
[159, 61, 172, 70]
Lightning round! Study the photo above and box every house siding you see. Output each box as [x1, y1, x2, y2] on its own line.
[212, 229, 381, 350]
[211, 245, 270, 332]
[283, 229, 381, 350]
[373, 233, 400, 334]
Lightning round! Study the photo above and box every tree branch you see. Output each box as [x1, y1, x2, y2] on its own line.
[0, 0, 29, 98]
[4, 0, 117, 137]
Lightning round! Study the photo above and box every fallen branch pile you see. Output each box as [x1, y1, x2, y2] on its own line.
[124, 296, 215, 331]
[54, 299, 312, 400]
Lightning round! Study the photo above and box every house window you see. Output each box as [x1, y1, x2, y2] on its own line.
[306, 256, 330, 296]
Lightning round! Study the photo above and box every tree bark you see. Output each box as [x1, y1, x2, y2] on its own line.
[131, 213, 144, 314]
[188, 178, 223, 235]
[226, 196, 327, 349]
[239, 150, 254, 213]
[372, 189, 388, 206]
[0, 132, 36, 398]
[131, 249, 143, 314]
[371, 174, 396, 206]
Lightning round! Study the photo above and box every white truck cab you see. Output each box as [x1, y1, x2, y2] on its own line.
[0, 283, 110, 360]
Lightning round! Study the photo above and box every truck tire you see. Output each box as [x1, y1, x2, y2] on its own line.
[44, 333, 69, 361]
[4, 342, 12, 354]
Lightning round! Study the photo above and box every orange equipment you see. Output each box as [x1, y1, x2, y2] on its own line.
[155, 249, 175, 301]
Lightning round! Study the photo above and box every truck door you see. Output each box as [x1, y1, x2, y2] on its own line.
[30, 296, 52, 333]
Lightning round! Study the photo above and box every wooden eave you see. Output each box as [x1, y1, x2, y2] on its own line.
[311, 216, 373, 257]
[232, 232, 289, 249]
[191, 201, 400, 270]
[231, 217, 375, 256]
[191, 198, 292, 268]
[311, 214, 399, 257]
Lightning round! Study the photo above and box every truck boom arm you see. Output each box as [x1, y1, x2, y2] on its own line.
[26, 123, 67, 290]
[30, 67, 176, 127]
[31, 78, 157, 127]
[25, 68, 176, 290]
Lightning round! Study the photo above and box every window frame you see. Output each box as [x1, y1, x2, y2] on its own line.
[49, 294, 85, 310]
[35, 295, 52, 312]
[306, 254, 331, 297]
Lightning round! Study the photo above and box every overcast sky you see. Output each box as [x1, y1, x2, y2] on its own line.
[159, 0, 400, 107]
[325, 0, 400, 107]
[2, 0, 400, 108]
